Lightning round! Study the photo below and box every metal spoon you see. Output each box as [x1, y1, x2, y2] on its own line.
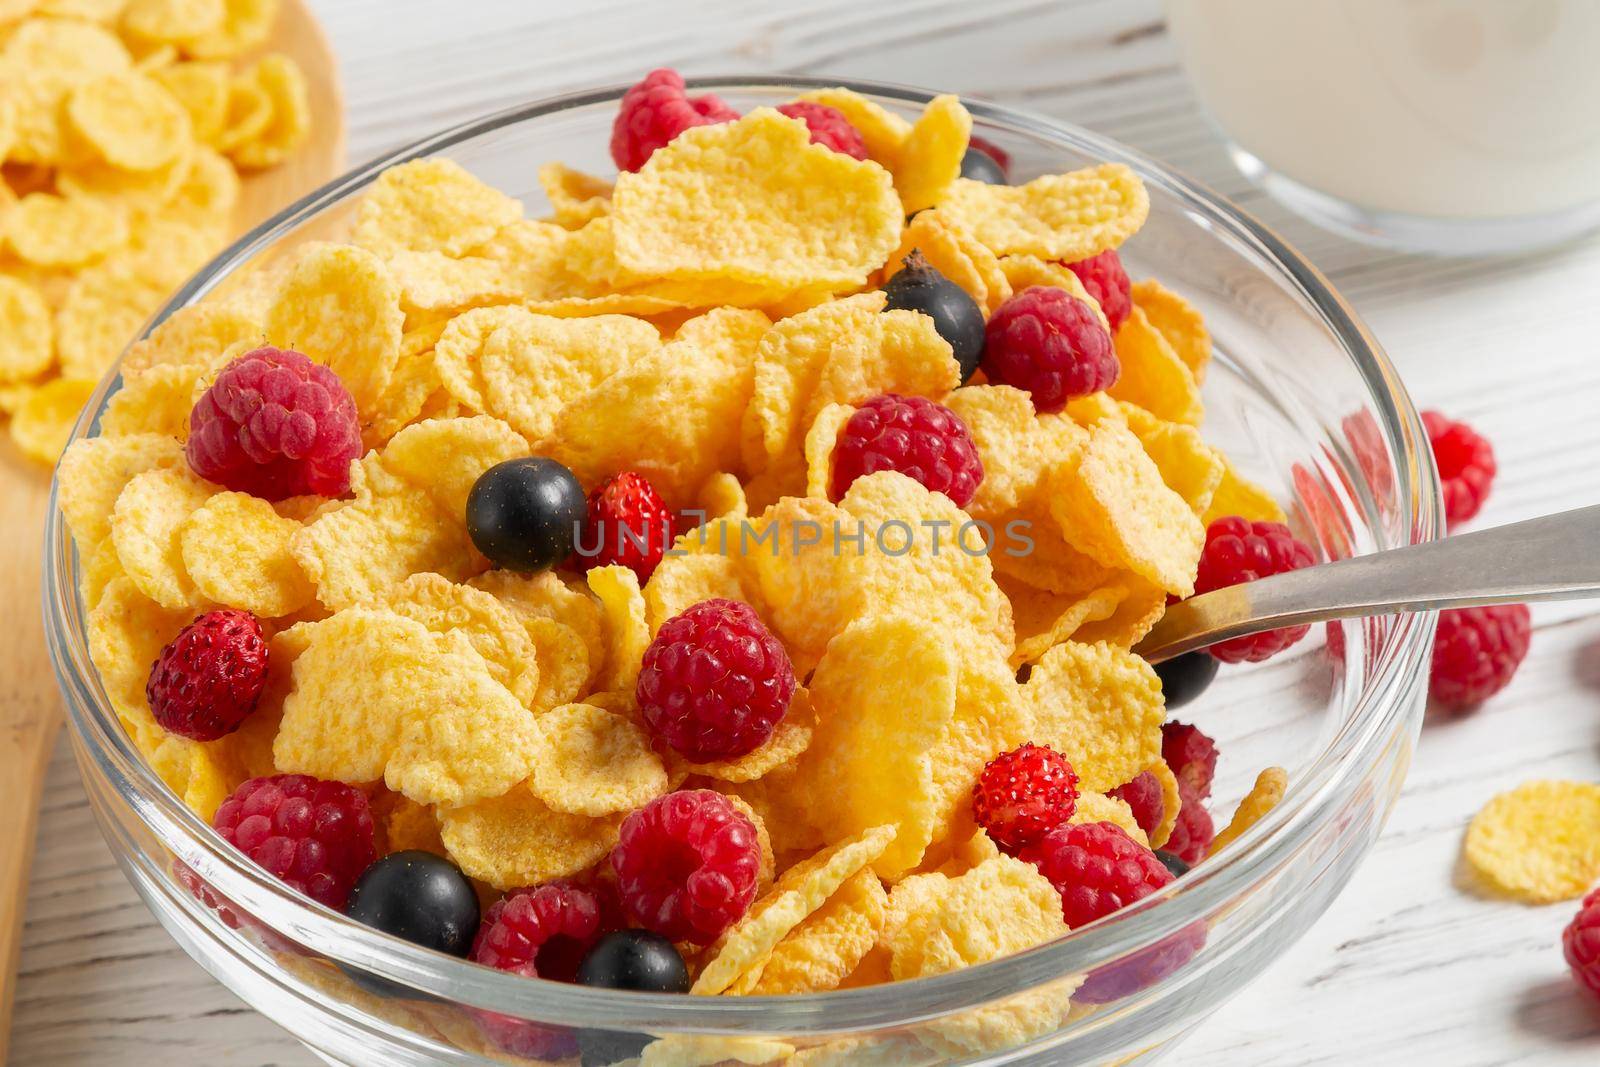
[1133, 503, 1600, 664]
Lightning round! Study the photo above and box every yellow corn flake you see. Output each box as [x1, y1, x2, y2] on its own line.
[163, 143, 239, 222]
[5, 192, 128, 268]
[263, 243, 404, 413]
[109, 464, 215, 610]
[353, 158, 523, 259]
[794, 87, 912, 168]
[610, 109, 902, 294]
[3, 17, 130, 74]
[1021, 641, 1164, 793]
[884, 209, 999, 317]
[81, 535, 126, 607]
[588, 563, 648, 695]
[430, 303, 520, 412]
[369, 789, 445, 857]
[1132, 278, 1210, 383]
[58, 432, 183, 545]
[883, 854, 1065, 980]
[38, 0, 131, 18]
[643, 550, 756, 634]
[373, 572, 540, 707]
[478, 311, 661, 442]
[940, 163, 1149, 261]
[526, 702, 668, 817]
[289, 458, 478, 612]
[149, 61, 229, 144]
[802, 401, 853, 500]
[677, 686, 815, 785]
[0, 275, 53, 382]
[467, 568, 605, 688]
[542, 307, 771, 506]
[66, 72, 192, 172]
[99, 361, 200, 437]
[694, 824, 897, 995]
[1048, 420, 1204, 598]
[123, 303, 259, 380]
[213, 73, 270, 152]
[740, 868, 886, 995]
[998, 254, 1108, 328]
[227, 53, 309, 169]
[798, 616, 959, 878]
[521, 616, 591, 711]
[124, 0, 225, 43]
[438, 783, 621, 890]
[181, 0, 278, 60]
[1203, 458, 1286, 526]
[1071, 576, 1166, 649]
[639, 1036, 797, 1067]
[273, 608, 540, 806]
[1464, 780, 1600, 904]
[537, 161, 612, 229]
[179, 490, 313, 616]
[1119, 403, 1224, 516]
[86, 575, 190, 746]
[50, 253, 182, 381]
[1145, 759, 1182, 849]
[943, 383, 1086, 519]
[1210, 766, 1287, 855]
[1005, 578, 1126, 667]
[1109, 304, 1203, 427]
[892, 94, 970, 215]
[806, 309, 960, 439]
[1070, 790, 1149, 848]
[381, 251, 514, 320]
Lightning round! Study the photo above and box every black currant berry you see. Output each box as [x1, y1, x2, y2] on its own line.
[959, 144, 1007, 184]
[1154, 850, 1191, 878]
[341, 851, 480, 998]
[1153, 651, 1220, 710]
[466, 456, 586, 572]
[575, 930, 690, 1065]
[882, 251, 986, 382]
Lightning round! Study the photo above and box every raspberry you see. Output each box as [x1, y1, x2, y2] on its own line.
[636, 598, 796, 762]
[829, 393, 984, 507]
[610, 68, 740, 172]
[1064, 249, 1133, 333]
[1160, 721, 1218, 800]
[1430, 604, 1531, 710]
[470, 882, 605, 1060]
[1193, 516, 1316, 662]
[1108, 771, 1164, 838]
[775, 101, 867, 159]
[611, 790, 761, 944]
[971, 743, 1079, 853]
[1565, 896, 1600, 1002]
[1163, 787, 1215, 866]
[212, 774, 376, 910]
[571, 470, 673, 584]
[186, 346, 361, 501]
[146, 609, 269, 741]
[1020, 821, 1173, 929]
[981, 286, 1118, 413]
[1422, 410, 1496, 528]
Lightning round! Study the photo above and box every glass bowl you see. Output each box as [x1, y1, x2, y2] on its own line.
[43, 77, 1442, 1066]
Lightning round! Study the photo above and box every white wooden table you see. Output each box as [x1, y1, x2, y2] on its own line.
[12, 1, 1600, 1063]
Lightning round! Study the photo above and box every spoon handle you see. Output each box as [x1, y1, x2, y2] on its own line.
[1134, 503, 1600, 663]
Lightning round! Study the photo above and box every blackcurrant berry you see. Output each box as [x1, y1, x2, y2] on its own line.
[466, 457, 586, 572]
[883, 251, 986, 382]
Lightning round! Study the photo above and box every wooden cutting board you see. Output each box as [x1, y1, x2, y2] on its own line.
[0, 3, 345, 1057]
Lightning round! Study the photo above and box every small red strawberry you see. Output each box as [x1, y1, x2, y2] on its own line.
[570, 471, 674, 584]
[972, 743, 1079, 853]
[147, 609, 269, 741]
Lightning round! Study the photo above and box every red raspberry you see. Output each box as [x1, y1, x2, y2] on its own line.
[1193, 517, 1316, 663]
[1163, 787, 1214, 866]
[1422, 410, 1496, 528]
[1064, 249, 1133, 333]
[1565, 896, 1600, 1002]
[146, 609, 269, 741]
[610, 68, 740, 172]
[212, 774, 376, 911]
[636, 598, 796, 762]
[1020, 821, 1173, 929]
[186, 346, 361, 501]
[611, 790, 761, 944]
[972, 743, 1079, 853]
[981, 286, 1118, 413]
[967, 135, 1011, 176]
[830, 393, 984, 507]
[776, 101, 867, 159]
[1430, 604, 1531, 710]
[571, 470, 673, 584]
[1160, 721, 1218, 800]
[1108, 770, 1164, 838]
[470, 882, 604, 1059]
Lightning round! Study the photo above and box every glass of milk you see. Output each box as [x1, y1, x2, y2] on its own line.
[1165, 0, 1600, 255]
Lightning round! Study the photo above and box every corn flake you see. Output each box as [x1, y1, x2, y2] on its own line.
[882, 854, 1065, 979]
[892, 94, 970, 215]
[438, 784, 621, 890]
[353, 158, 523, 259]
[1132, 278, 1210, 383]
[373, 572, 540, 707]
[1210, 766, 1287, 855]
[526, 702, 668, 817]
[179, 490, 312, 616]
[939, 164, 1148, 262]
[66, 72, 191, 172]
[227, 53, 309, 170]
[0, 275, 53, 381]
[1464, 780, 1600, 904]
[1109, 304, 1203, 427]
[1021, 641, 1164, 793]
[110, 464, 215, 609]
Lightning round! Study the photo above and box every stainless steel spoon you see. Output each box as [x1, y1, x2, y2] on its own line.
[1133, 503, 1600, 664]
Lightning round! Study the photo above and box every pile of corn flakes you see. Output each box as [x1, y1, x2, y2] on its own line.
[1, 0, 313, 464]
[59, 85, 1293, 1064]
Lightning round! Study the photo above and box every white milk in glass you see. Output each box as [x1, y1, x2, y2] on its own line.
[1165, 0, 1600, 252]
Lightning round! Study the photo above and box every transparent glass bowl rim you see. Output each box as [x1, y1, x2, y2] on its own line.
[44, 75, 1443, 1032]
